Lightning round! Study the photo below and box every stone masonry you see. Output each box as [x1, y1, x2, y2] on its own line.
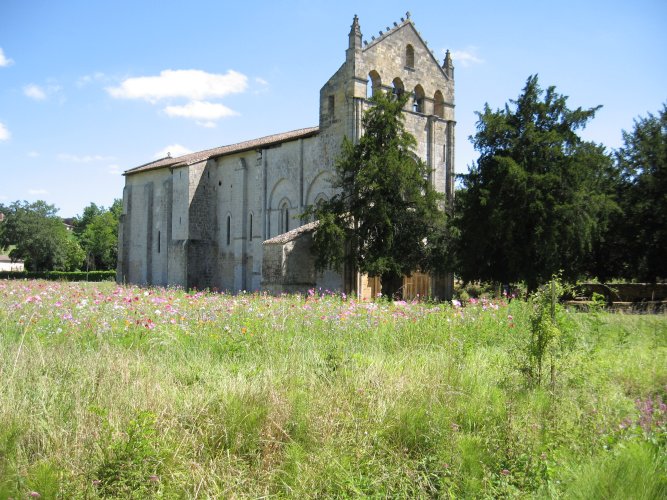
[117, 13, 455, 297]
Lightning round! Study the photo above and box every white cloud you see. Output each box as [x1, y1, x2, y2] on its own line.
[0, 122, 10, 141]
[164, 100, 238, 121]
[196, 120, 217, 128]
[0, 48, 13, 67]
[57, 153, 114, 163]
[76, 72, 107, 88]
[154, 144, 193, 159]
[449, 47, 484, 67]
[24, 84, 47, 100]
[255, 77, 269, 86]
[27, 151, 40, 158]
[28, 189, 48, 195]
[24, 83, 62, 101]
[107, 69, 248, 102]
[108, 164, 124, 175]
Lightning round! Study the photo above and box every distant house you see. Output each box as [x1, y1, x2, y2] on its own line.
[0, 254, 24, 272]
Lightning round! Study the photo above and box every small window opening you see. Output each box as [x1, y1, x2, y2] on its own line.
[157, 231, 161, 253]
[367, 70, 381, 99]
[279, 202, 290, 234]
[249, 213, 253, 242]
[413, 85, 425, 113]
[328, 95, 335, 117]
[406, 45, 415, 68]
[392, 78, 405, 98]
[226, 215, 231, 246]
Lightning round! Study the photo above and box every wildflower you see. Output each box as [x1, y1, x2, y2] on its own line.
[92, 480, 102, 486]
[29, 493, 41, 498]
[501, 469, 510, 476]
[148, 475, 160, 483]
[451, 299, 461, 308]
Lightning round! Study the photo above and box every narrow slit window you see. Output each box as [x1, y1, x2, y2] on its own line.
[249, 213, 253, 242]
[226, 215, 231, 246]
[406, 45, 415, 68]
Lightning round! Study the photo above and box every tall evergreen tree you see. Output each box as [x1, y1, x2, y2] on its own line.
[307, 91, 449, 297]
[456, 75, 616, 291]
[615, 104, 667, 281]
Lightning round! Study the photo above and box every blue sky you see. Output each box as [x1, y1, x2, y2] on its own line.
[1, 0, 665, 217]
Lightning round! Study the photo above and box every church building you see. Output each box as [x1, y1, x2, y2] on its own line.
[117, 13, 455, 297]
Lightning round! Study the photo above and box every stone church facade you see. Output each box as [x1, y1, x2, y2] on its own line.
[117, 13, 455, 297]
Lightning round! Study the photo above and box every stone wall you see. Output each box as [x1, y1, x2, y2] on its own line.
[118, 15, 454, 299]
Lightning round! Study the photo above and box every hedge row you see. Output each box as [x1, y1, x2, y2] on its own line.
[0, 270, 116, 282]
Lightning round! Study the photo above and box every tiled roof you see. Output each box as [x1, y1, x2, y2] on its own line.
[263, 221, 319, 245]
[124, 126, 319, 176]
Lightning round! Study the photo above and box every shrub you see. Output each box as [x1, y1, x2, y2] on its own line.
[0, 270, 116, 281]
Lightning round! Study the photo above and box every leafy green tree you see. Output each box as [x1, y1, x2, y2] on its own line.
[73, 202, 103, 236]
[455, 75, 616, 291]
[0, 200, 84, 271]
[306, 91, 449, 297]
[614, 104, 667, 281]
[76, 200, 122, 270]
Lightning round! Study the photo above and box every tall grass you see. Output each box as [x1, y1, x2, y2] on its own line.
[0, 281, 665, 497]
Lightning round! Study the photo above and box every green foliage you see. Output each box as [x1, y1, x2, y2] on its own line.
[91, 409, 166, 498]
[456, 75, 617, 290]
[306, 91, 450, 297]
[1, 281, 666, 497]
[564, 440, 666, 499]
[0, 200, 84, 271]
[75, 200, 122, 270]
[604, 104, 667, 282]
[522, 278, 572, 387]
[0, 270, 116, 281]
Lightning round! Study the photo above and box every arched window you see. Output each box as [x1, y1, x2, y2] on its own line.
[248, 212, 253, 242]
[413, 84, 425, 113]
[405, 44, 415, 68]
[367, 70, 381, 99]
[434, 90, 445, 118]
[314, 193, 328, 206]
[279, 201, 290, 234]
[392, 78, 404, 98]
[226, 215, 231, 246]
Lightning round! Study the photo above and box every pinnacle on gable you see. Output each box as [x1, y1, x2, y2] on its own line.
[359, 13, 422, 48]
[348, 14, 362, 50]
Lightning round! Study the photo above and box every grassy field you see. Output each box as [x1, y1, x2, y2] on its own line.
[1, 280, 665, 498]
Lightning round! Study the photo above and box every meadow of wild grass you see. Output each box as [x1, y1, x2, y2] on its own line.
[0, 280, 665, 498]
